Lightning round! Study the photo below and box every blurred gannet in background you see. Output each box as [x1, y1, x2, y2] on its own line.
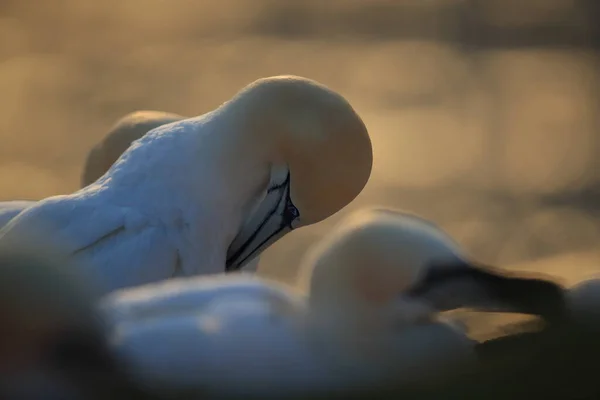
[0, 111, 184, 228]
[0, 75, 373, 294]
[99, 208, 478, 398]
[81, 110, 185, 187]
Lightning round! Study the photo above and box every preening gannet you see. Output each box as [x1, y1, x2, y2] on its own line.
[0, 111, 273, 276]
[0, 76, 373, 293]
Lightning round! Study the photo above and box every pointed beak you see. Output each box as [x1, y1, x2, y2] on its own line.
[406, 260, 567, 322]
[225, 171, 300, 272]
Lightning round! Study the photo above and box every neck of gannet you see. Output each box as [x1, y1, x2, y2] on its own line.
[96, 111, 274, 274]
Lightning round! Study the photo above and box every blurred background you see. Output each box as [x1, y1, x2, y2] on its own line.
[1, 0, 599, 291]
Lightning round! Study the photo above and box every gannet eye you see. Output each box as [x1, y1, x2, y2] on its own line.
[286, 202, 300, 223]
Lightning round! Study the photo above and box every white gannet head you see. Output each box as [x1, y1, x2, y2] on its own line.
[299, 208, 439, 337]
[299, 208, 567, 334]
[298, 208, 478, 378]
[82, 110, 185, 187]
[222, 76, 373, 271]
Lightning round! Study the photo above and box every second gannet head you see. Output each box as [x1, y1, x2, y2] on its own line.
[299, 208, 439, 338]
[299, 207, 567, 338]
[297, 208, 477, 380]
[82, 110, 185, 187]
[218, 76, 373, 271]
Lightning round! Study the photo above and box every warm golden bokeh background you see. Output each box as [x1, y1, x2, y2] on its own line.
[1, 0, 599, 293]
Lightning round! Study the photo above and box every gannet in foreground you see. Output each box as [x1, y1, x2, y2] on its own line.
[356, 208, 567, 321]
[99, 208, 478, 398]
[0, 235, 185, 400]
[0, 76, 373, 293]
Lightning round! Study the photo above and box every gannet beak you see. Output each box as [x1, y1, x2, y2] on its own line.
[405, 261, 567, 322]
[225, 169, 300, 272]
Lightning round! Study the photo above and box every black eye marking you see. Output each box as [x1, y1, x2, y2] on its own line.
[284, 199, 300, 224]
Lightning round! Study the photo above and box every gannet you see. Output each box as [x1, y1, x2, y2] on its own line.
[84, 110, 261, 272]
[352, 208, 567, 321]
[81, 110, 185, 187]
[0, 76, 373, 293]
[0, 110, 273, 276]
[99, 208, 477, 398]
[0, 110, 263, 272]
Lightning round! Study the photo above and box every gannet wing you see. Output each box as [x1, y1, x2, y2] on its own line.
[103, 277, 311, 394]
[0, 195, 130, 252]
[0, 195, 178, 292]
[100, 275, 298, 325]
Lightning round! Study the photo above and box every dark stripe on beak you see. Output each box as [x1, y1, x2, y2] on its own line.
[225, 171, 299, 272]
[407, 260, 567, 323]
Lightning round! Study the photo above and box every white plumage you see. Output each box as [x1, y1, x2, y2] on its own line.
[0, 201, 34, 229]
[100, 208, 476, 397]
[0, 76, 373, 294]
[0, 110, 262, 273]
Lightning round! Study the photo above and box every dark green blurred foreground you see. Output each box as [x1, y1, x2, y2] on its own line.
[25, 306, 597, 400]
[154, 317, 599, 400]
[375, 319, 600, 400]
[3, 251, 599, 400]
